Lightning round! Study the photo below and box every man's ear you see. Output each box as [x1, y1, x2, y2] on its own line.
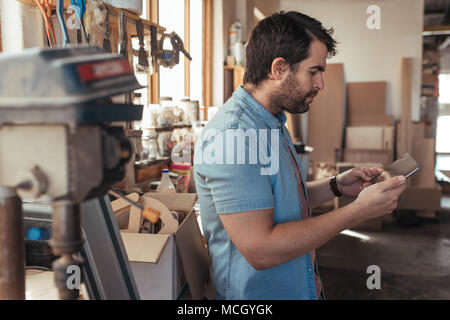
[268, 57, 290, 80]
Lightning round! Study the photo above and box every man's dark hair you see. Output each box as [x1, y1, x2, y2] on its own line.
[243, 11, 337, 85]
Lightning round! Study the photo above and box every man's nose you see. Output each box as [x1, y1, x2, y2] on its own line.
[314, 73, 324, 91]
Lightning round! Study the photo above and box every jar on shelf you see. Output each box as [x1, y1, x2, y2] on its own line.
[157, 97, 174, 128]
[173, 106, 184, 125]
[140, 136, 150, 161]
[179, 98, 191, 125]
[142, 104, 160, 129]
[157, 130, 175, 158]
[146, 130, 158, 160]
[132, 93, 143, 130]
[188, 100, 200, 125]
[132, 92, 142, 105]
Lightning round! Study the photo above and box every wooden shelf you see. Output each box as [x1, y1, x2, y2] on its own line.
[224, 65, 245, 70]
[135, 159, 170, 183]
[224, 65, 245, 94]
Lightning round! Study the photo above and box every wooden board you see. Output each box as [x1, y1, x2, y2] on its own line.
[339, 149, 393, 167]
[308, 63, 345, 163]
[348, 115, 393, 126]
[202, 0, 213, 117]
[397, 58, 413, 158]
[346, 126, 394, 150]
[346, 81, 387, 125]
[412, 138, 436, 188]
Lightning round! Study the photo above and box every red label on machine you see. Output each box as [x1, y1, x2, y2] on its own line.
[77, 59, 132, 82]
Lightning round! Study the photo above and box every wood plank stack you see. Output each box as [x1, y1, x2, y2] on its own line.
[341, 81, 394, 167]
[396, 58, 441, 213]
[308, 63, 345, 164]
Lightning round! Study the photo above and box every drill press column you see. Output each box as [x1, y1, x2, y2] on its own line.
[49, 201, 83, 300]
[0, 187, 25, 300]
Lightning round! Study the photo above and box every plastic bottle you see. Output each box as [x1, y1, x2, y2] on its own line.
[229, 22, 237, 50]
[156, 169, 176, 193]
[234, 19, 242, 43]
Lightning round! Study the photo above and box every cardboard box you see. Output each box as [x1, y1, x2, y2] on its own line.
[308, 64, 345, 163]
[412, 138, 436, 188]
[346, 126, 394, 150]
[398, 184, 442, 211]
[336, 149, 393, 167]
[348, 115, 393, 126]
[120, 193, 215, 300]
[347, 81, 387, 125]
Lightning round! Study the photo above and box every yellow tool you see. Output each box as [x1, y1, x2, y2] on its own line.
[108, 190, 160, 223]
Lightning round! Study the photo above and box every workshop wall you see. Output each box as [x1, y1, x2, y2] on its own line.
[213, 0, 280, 106]
[281, 0, 424, 121]
[222, 0, 280, 58]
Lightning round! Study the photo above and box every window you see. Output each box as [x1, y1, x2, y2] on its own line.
[438, 73, 450, 104]
[190, 0, 203, 104]
[158, 0, 203, 105]
[436, 116, 450, 153]
[436, 73, 450, 174]
[159, 0, 185, 100]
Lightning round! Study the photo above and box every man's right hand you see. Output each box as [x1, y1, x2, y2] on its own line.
[351, 175, 407, 222]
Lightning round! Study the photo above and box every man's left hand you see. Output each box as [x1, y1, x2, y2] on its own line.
[336, 167, 383, 197]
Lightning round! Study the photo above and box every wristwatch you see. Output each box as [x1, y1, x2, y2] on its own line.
[330, 175, 342, 197]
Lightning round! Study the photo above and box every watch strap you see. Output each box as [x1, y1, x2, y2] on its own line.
[330, 175, 342, 197]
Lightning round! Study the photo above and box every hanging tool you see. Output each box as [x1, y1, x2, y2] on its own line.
[118, 11, 128, 58]
[156, 32, 192, 69]
[71, 0, 89, 44]
[135, 19, 149, 73]
[35, 0, 57, 47]
[102, 6, 112, 52]
[150, 25, 158, 72]
[108, 190, 160, 224]
[56, 0, 71, 47]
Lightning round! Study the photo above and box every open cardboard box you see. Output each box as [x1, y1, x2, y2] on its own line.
[398, 184, 442, 211]
[119, 193, 215, 300]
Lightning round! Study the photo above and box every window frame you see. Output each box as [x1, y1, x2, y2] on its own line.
[150, 0, 212, 119]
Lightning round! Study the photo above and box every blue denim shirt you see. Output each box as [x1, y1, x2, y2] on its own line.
[194, 86, 322, 300]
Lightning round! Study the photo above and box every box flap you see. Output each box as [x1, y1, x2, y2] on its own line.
[143, 193, 198, 213]
[120, 232, 170, 263]
[175, 211, 215, 300]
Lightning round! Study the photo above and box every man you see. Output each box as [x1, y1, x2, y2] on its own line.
[193, 11, 406, 300]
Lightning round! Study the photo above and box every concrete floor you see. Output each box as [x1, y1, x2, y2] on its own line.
[316, 201, 450, 300]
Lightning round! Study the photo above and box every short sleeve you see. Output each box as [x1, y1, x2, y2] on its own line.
[194, 128, 274, 214]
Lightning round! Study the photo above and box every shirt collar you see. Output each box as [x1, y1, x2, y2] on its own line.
[233, 86, 287, 129]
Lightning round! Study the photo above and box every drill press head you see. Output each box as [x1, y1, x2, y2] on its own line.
[0, 46, 144, 107]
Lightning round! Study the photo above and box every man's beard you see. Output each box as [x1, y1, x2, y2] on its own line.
[269, 72, 318, 115]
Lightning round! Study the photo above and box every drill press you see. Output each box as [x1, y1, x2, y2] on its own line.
[0, 46, 143, 300]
